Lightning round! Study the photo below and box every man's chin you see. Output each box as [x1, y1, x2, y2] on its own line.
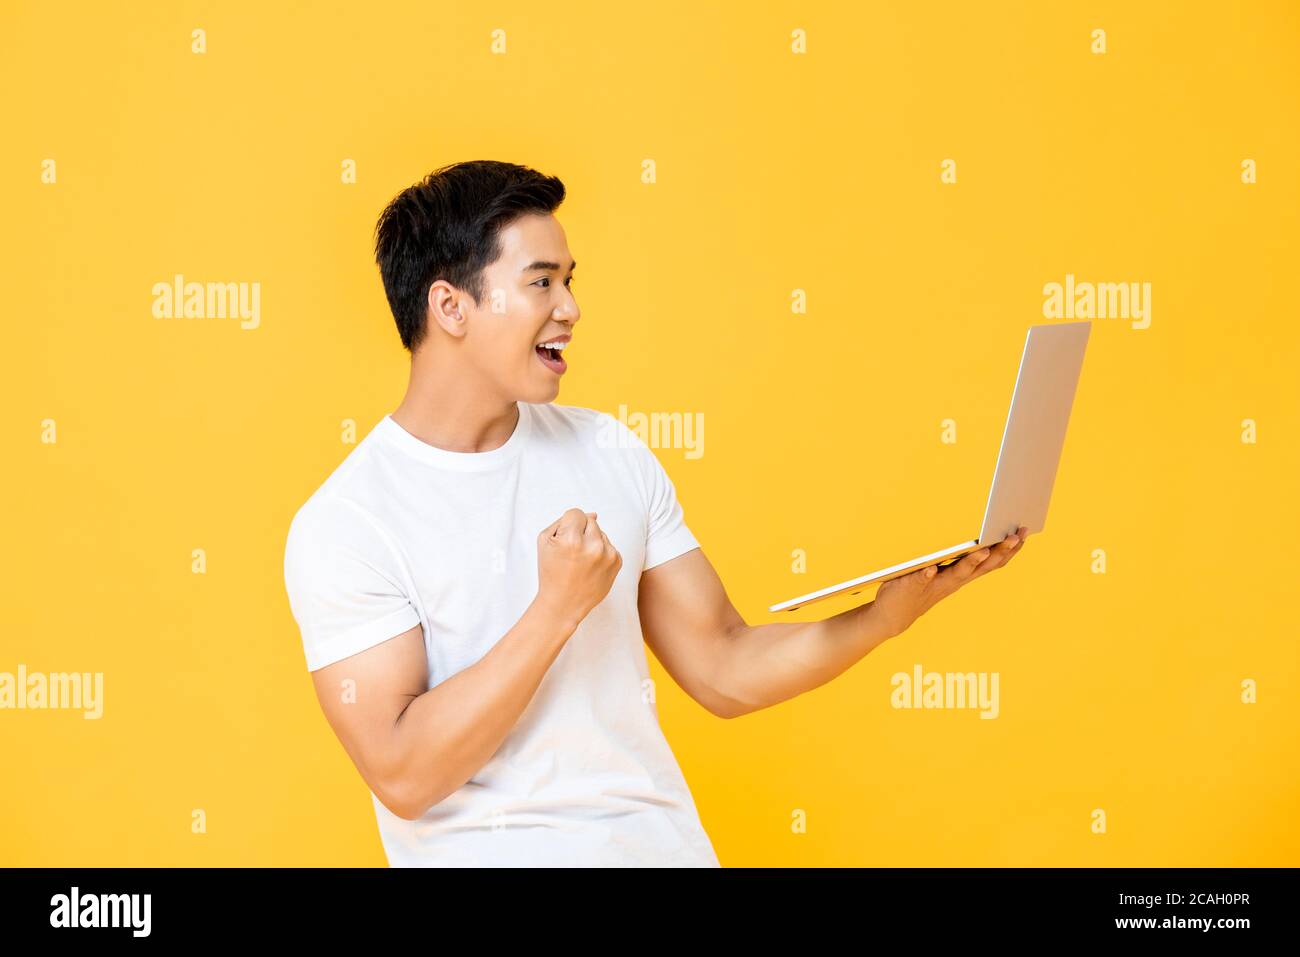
[518, 376, 561, 405]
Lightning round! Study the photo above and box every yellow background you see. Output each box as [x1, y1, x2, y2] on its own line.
[3, 0, 1296, 866]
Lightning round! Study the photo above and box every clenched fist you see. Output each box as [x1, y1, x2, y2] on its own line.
[535, 507, 623, 629]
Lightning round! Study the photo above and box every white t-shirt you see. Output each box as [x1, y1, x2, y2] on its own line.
[283, 400, 721, 867]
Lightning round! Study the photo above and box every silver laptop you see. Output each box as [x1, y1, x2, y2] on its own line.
[769, 320, 1092, 613]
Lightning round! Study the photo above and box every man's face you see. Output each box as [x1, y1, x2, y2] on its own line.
[439, 212, 580, 404]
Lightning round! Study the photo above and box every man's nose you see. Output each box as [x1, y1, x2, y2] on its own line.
[558, 293, 580, 325]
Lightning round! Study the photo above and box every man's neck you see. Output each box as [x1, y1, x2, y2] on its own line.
[390, 352, 520, 454]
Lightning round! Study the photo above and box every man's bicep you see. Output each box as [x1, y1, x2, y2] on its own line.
[309, 623, 429, 812]
[637, 547, 746, 718]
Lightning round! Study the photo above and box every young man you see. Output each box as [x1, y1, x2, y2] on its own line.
[282, 159, 1027, 868]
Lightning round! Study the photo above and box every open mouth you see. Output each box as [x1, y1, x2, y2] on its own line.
[534, 339, 569, 374]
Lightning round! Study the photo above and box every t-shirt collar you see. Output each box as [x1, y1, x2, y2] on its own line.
[376, 402, 532, 471]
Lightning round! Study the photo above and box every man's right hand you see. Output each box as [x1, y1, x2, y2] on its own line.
[535, 507, 623, 628]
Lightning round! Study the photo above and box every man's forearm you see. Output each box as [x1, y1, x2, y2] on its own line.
[385, 596, 578, 819]
[711, 599, 896, 718]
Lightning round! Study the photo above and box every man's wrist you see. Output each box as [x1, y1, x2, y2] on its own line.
[528, 593, 583, 639]
[854, 599, 902, 645]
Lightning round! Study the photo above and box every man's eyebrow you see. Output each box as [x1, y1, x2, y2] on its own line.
[521, 259, 577, 273]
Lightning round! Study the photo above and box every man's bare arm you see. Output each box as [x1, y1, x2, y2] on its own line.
[310, 599, 574, 821]
[309, 507, 622, 821]
[638, 528, 1027, 720]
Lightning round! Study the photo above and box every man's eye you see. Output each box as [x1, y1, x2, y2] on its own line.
[533, 277, 575, 288]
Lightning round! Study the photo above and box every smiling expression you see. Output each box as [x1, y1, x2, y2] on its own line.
[426, 212, 581, 404]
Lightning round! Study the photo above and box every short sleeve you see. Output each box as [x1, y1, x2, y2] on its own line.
[601, 413, 701, 571]
[283, 497, 421, 671]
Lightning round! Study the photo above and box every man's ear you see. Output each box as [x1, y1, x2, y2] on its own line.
[426, 279, 469, 340]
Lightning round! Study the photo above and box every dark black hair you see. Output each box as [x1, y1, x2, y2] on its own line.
[373, 160, 567, 352]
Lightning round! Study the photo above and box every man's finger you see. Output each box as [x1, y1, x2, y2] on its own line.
[1005, 526, 1029, 559]
[994, 529, 1021, 554]
[940, 547, 991, 584]
[973, 528, 1025, 576]
[553, 507, 589, 539]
